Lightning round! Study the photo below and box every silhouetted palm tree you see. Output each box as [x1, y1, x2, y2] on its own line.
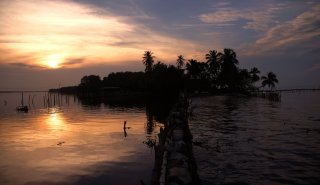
[218, 48, 239, 89]
[186, 59, 203, 79]
[176, 55, 185, 70]
[205, 50, 220, 77]
[249, 67, 260, 83]
[142, 51, 155, 73]
[236, 68, 259, 91]
[261, 72, 278, 90]
[219, 48, 239, 65]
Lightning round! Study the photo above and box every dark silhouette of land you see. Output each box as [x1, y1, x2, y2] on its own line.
[50, 49, 279, 97]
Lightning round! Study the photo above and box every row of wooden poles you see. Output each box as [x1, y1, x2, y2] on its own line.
[42, 93, 76, 107]
[3, 92, 77, 107]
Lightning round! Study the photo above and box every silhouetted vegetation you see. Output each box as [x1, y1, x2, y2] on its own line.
[142, 51, 155, 73]
[103, 72, 147, 91]
[176, 55, 185, 70]
[50, 49, 279, 97]
[79, 75, 101, 92]
[261, 72, 279, 90]
[57, 86, 78, 94]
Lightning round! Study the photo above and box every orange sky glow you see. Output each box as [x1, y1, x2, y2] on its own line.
[0, 0, 200, 69]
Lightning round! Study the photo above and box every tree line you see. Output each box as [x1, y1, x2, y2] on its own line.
[54, 49, 278, 95]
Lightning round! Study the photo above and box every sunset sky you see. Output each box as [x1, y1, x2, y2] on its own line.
[0, 0, 319, 90]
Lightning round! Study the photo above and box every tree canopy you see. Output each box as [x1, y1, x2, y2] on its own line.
[142, 51, 155, 73]
[60, 49, 278, 95]
[261, 72, 279, 90]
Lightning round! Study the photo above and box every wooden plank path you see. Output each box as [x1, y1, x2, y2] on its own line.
[151, 94, 201, 185]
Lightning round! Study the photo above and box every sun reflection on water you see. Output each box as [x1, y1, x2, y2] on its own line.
[45, 109, 68, 135]
[48, 112, 63, 127]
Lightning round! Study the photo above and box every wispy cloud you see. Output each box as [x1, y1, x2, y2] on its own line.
[214, 2, 231, 8]
[8, 62, 45, 69]
[60, 57, 85, 67]
[74, 0, 154, 20]
[0, 0, 197, 69]
[172, 23, 235, 29]
[241, 4, 320, 55]
[199, 3, 285, 31]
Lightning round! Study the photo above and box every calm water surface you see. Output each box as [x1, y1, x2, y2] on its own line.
[190, 92, 320, 185]
[1, 92, 320, 185]
[0, 92, 163, 185]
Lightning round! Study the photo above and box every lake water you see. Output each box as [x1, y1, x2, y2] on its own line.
[0, 92, 167, 185]
[1, 91, 319, 185]
[189, 91, 320, 185]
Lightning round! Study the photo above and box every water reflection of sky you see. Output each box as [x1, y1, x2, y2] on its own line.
[0, 93, 161, 185]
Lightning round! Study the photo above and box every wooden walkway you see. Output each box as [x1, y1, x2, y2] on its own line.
[151, 95, 200, 185]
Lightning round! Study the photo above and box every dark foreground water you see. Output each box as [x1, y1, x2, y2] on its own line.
[0, 92, 167, 185]
[189, 91, 320, 185]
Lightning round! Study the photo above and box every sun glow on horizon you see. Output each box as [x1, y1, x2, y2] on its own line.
[0, 0, 201, 69]
[48, 60, 59, 68]
[45, 54, 63, 69]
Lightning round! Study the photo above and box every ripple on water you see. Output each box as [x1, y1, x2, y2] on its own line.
[190, 93, 320, 185]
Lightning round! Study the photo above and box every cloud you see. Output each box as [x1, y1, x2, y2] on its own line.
[213, 2, 231, 8]
[8, 62, 45, 69]
[60, 58, 85, 67]
[199, 4, 285, 31]
[241, 4, 320, 55]
[0, 0, 198, 69]
[172, 23, 235, 29]
[72, 0, 154, 20]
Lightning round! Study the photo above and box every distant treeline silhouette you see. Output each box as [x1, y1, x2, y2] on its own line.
[50, 49, 278, 95]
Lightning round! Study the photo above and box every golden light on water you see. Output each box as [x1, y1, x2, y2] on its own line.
[46, 111, 67, 134]
[48, 113, 63, 126]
